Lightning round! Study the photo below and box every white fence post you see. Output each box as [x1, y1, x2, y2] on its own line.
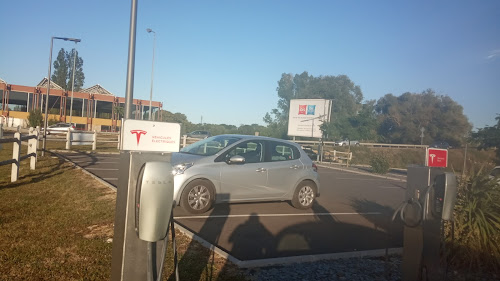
[182, 135, 187, 148]
[29, 127, 37, 170]
[92, 130, 97, 151]
[36, 126, 40, 150]
[11, 132, 21, 182]
[66, 129, 71, 150]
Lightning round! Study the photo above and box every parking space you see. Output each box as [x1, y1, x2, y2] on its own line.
[60, 152, 120, 186]
[59, 152, 405, 261]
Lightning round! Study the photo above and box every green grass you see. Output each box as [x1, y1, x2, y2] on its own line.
[0, 144, 246, 281]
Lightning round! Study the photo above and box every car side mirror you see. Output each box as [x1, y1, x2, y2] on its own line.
[227, 155, 245, 164]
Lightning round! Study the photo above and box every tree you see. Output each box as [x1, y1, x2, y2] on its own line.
[264, 71, 364, 139]
[51, 48, 85, 91]
[472, 114, 500, 163]
[375, 89, 472, 146]
[322, 100, 379, 141]
[27, 109, 43, 128]
[66, 48, 85, 91]
[52, 49, 68, 89]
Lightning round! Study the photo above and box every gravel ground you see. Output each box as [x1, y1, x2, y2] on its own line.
[244, 255, 402, 281]
[243, 255, 499, 281]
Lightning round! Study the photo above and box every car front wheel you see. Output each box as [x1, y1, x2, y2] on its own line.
[291, 181, 316, 209]
[180, 179, 215, 214]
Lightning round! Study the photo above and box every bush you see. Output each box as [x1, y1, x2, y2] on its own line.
[27, 109, 43, 128]
[369, 153, 390, 174]
[447, 166, 500, 273]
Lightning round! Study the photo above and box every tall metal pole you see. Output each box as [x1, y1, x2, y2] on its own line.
[42, 37, 55, 157]
[147, 28, 156, 120]
[69, 46, 78, 124]
[42, 36, 81, 156]
[124, 0, 138, 120]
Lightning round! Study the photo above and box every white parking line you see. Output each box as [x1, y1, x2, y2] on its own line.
[72, 161, 119, 164]
[85, 168, 119, 171]
[174, 212, 381, 220]
[336, 177, 398, 181]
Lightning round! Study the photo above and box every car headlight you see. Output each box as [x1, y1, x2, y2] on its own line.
[172, 163, 194, 176]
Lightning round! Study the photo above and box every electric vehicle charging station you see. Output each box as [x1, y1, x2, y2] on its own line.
[111, 120, 181, 281]
[397, 165, 458, 281]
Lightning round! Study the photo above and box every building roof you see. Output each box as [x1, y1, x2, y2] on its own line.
[37, 77, 64, 90]
[0, 78, 6, 84]
[81, 84, 115, 96]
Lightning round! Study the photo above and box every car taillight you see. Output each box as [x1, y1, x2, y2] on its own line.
[312, 163, 318, 172]
[71, 125, 75, 129]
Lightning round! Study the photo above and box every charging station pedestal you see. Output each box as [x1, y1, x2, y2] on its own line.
[111, 120, 181, 281]
[111, 152, 171, 280]
[402, 166, 457, 281]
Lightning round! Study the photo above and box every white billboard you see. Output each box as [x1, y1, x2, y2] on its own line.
[122, 120, 181, 152]
[287, 99, 332, 138]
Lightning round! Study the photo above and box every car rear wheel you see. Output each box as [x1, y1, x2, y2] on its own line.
[291, 181, 316, 209]
[180, 179, 215, 214]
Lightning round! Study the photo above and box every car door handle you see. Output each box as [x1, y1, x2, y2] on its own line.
[256, 168, 267, 172]
[289, 165, 299, 169]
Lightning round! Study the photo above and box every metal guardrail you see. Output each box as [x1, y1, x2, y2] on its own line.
[0, 126, 38, 182]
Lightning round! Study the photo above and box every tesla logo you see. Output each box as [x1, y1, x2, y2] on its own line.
[429, 154, 436, 164]
[130, 130, 147, 145]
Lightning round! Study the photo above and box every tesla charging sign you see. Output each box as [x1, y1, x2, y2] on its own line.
[426, 148, 448, 168]
[122, 120, 181, 152]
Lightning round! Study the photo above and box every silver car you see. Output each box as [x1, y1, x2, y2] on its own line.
[171, 135, 320, 214]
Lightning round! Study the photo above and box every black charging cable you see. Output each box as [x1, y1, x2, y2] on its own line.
[391, 198, 423, 228]
[148, 209, 180, 281]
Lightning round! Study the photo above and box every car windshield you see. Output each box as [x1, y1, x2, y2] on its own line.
[180, 135, 242, 156]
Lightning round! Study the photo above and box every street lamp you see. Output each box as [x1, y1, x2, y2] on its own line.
[42, 36, 81, 156]
[146, 28, 156, 120]
[69, 41, 80, 124]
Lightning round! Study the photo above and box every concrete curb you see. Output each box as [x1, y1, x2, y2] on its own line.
[50, 149, 120, 155]
[53, 151, 404, 269]
[317, 163, 407, 182]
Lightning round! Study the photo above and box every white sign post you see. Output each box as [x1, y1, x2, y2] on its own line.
[122, 120, 181, 152]
[287, 99, 332, 138]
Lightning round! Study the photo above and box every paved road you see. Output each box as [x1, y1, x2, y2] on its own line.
[60, 152, 406, 261]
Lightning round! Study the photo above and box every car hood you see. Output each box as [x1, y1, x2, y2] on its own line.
[171, 152, 206, 166]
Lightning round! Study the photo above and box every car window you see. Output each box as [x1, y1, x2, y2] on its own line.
[224, 140, 265, 164]
[269, 141, 300, 162]
[180, 135, 241, 156]
[491, 168, 500, 178]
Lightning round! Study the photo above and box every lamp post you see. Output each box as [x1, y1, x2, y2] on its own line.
[146, 28, 156, 120]
[69, 41, 80, 124]
[42, 36, 81, 156]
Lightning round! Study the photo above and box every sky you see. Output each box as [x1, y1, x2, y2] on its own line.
[1, 0, 499, 129]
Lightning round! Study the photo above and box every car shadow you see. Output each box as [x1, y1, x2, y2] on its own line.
[169, 194, 232, 281]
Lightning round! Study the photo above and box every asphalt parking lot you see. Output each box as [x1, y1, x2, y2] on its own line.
[59, 152, 406, 262]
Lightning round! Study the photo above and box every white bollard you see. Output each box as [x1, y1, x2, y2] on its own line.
[117, 132, 121, 149]
[92, 130, 97, 151]
[11, 132, 21, 182]
[66, 129, 71, 150]
[0, 123, 3, 150]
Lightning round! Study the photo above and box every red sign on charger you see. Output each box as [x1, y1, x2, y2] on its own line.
[426, 148, 448, 168]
